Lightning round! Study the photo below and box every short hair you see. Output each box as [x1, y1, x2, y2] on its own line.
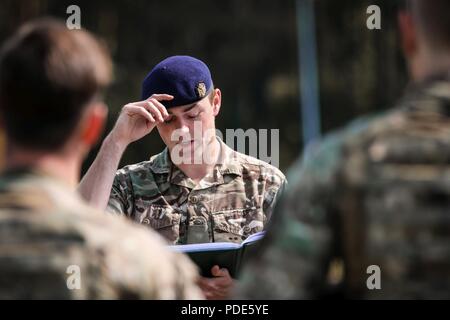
[405, 0, 450, 51]
[0, 18, 112, 151]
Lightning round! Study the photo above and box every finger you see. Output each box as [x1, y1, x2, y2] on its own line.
[150, 94, 174, 101]
[197, 277, 213, 286]
[206, 287, 227, 300]
[203, 277, 216, 285]
[200, 284, 223, 300]
[200, 276, 232, 294]
[144, 101, 165, 122]
[215, 275, 233, 285]
[197, 277, 208, 286]
[124, 105, 155, 124]
[211, 266, 230, 278]
[204, 291, 216, 300]
[132, 101, 164, 122]
[211, 265, 221, 276]
[213, 288, 228, 299]
[125, 94, 172, 106]
[129, 101, 163, 122]
[210, 277, 233, 291]
[148, 98, 169, 118]
[198, 280, 216, 293]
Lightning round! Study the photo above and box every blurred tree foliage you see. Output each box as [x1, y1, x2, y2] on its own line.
[0, 0, 407, 174]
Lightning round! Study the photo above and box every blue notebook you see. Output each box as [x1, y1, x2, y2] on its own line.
[170, 231, 265, 278]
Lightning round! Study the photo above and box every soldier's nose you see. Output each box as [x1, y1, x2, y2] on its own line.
[175, 125, 191, 143]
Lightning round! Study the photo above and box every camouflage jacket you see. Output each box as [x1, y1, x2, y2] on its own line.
[107, 137, 286, 245]
[0, 168, 203, 299]
[237, 75, 450, 299]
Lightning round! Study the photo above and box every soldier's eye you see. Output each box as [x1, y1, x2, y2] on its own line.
[164, 116, 174, 124]
[187, 112, 201, 119]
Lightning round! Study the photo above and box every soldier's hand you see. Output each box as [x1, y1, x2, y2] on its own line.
[197, 265, 234, 300]
[109, 94, 173, 148]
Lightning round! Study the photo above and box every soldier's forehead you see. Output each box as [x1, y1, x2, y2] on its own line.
[168, 102, 199, 115]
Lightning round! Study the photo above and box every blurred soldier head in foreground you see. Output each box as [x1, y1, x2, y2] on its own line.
[0, 18, 111, 168]
[237, 0, 450, 299]
[0, 18, 202, 299]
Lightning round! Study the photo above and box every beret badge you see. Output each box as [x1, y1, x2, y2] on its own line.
[196, 82, 207, 98]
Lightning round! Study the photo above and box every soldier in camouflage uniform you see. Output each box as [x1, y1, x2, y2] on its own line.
[107, 136, 285, 245]
[236, 0, 450, 299]
[78, 55, 286, 299]
[0, 19, 202, 299]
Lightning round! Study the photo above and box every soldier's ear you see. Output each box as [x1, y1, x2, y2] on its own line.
[81, 102, 108, 147]
[212, 88, 221, 117]
[398, 11, 417, 59]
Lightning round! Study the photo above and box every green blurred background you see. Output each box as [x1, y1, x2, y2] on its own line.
[0, 0, 407, 174]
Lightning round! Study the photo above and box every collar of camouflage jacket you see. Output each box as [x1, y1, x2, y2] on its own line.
[0, 166, 73, 190]
[148, 137, 243, 190]
[0, 166, 87, 211]
[401, 75, 450, 115]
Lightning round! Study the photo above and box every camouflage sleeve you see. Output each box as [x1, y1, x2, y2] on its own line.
[235, 136, 344, 299]
[262, 172, 287, 222]
[106, 168, 134, 216]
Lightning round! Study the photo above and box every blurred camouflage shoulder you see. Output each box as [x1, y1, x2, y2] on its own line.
[236, 110, 384, 299]
[0, 169, 203, 299]
[238, 78, 450, 299]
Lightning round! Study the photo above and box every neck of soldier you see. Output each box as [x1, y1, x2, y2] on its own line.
[5, 142, 82, 188]
[176, 136, 220, 184]
[410, 47, 450, 82]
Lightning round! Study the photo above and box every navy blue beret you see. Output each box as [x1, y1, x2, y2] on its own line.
[141, 55, 213, 108]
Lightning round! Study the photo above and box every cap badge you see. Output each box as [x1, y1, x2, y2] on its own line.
[196, 82, 207, 98]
